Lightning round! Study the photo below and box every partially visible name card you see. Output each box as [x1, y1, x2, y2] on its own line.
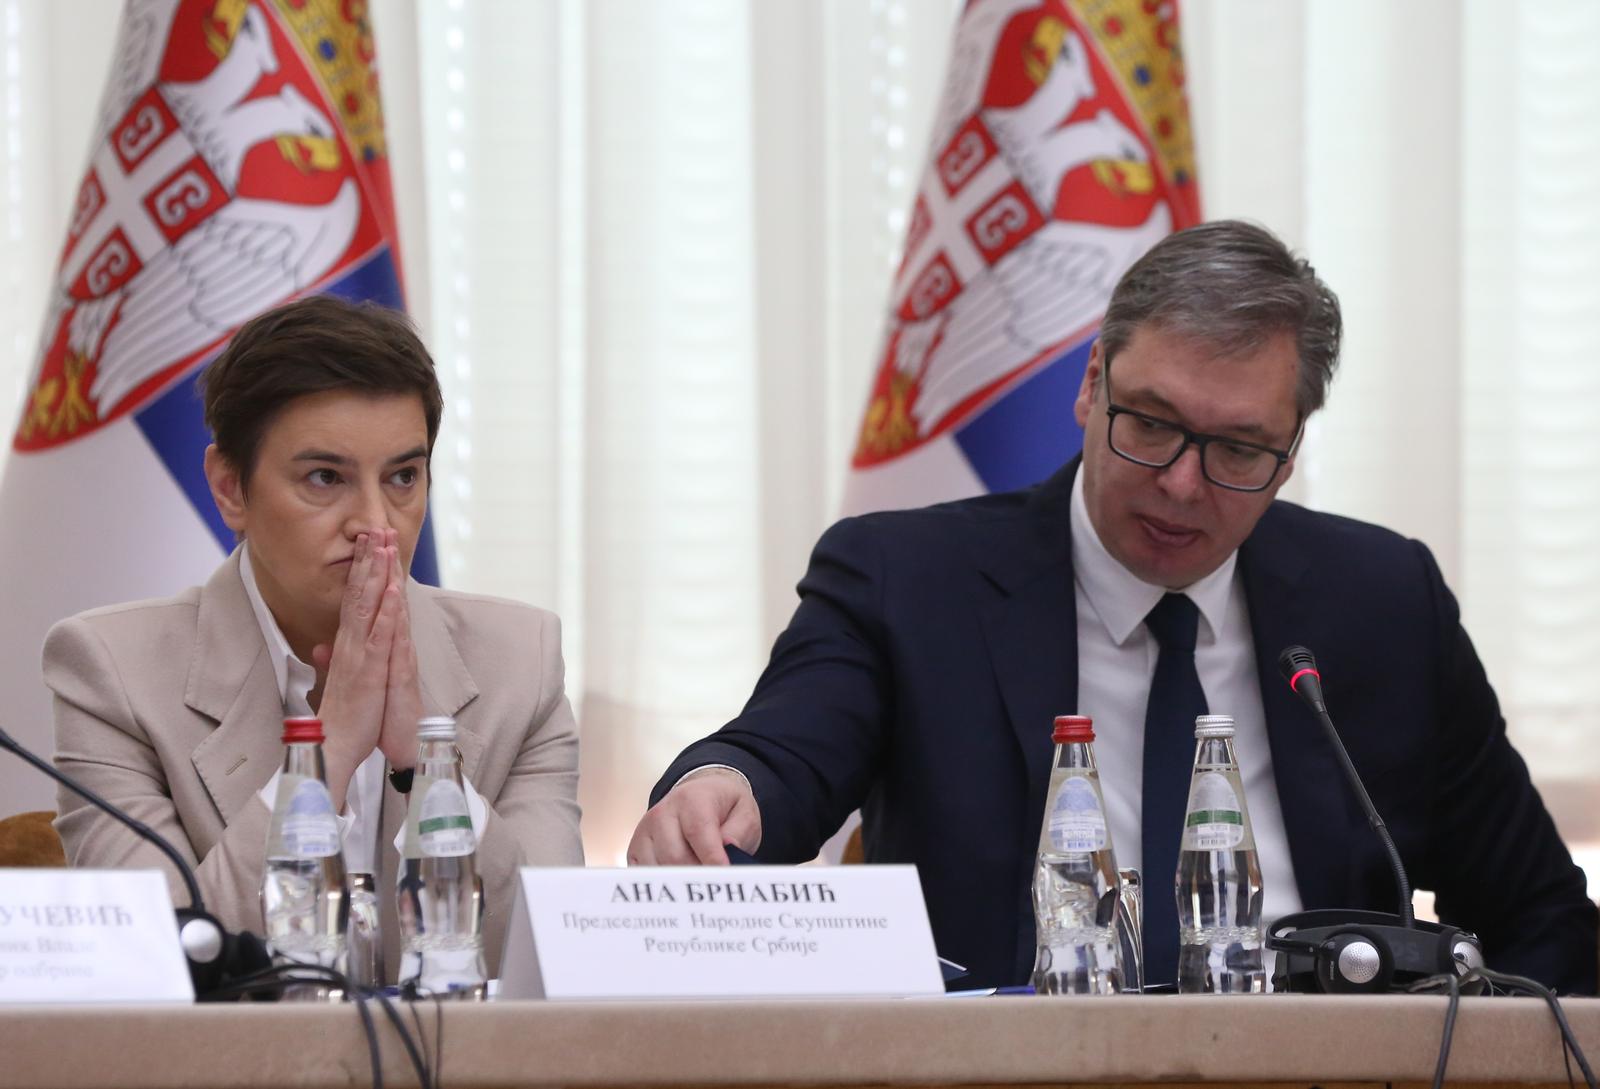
[0, 869, 193, 1004]
[500, 866, 943, 1000]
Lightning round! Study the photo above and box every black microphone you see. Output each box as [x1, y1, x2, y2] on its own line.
[1274, 645, 1414, 927]
[1277, 644, 1328, 715]
[0, 725, 270, 998]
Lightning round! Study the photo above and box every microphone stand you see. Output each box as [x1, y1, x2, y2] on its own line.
[1277, 650, 1414, 927]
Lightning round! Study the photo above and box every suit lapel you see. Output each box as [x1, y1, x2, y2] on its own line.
[1239, 508, 1356, 912]
[405, 581, 484, 779]
[975, 463, 1079, 871]
[186, 549, 285, 824]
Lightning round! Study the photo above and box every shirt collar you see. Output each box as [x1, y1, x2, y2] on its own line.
[238, 544, 317, 715]
[1069, 468, 1239, 647]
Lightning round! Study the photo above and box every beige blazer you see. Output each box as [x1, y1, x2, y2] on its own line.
[45, 549, 583, 978]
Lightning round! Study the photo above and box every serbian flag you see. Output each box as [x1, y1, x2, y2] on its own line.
[843, 0, 1202, 514]
[0, 0, 433, 811]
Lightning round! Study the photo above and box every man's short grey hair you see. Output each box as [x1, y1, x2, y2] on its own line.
[1098, 219, 1343, 418]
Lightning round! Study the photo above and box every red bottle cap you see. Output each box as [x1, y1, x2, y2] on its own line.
[1052, 715, 1094, 743]
[282, 717, 324, 744]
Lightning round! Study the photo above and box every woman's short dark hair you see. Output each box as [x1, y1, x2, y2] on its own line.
[200, 295, 443, 488]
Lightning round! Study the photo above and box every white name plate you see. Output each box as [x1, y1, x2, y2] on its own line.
[500, 866, 943, 1000]
[0, 869, 194, 1004]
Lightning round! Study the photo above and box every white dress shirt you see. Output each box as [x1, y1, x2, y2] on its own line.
[1069, 470, 1303, 928]
[243, 545, 486, 874]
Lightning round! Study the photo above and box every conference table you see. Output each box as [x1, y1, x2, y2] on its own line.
[4, 994, 1598, 1089]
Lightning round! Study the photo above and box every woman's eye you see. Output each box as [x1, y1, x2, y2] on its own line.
[392, 467, 419, 486]
[308, 468, 339, 487]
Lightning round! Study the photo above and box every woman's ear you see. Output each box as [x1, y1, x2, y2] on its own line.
[203, 445, 248, 533]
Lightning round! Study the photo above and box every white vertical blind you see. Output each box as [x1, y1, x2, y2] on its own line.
[0, 0, 1593, 882]
[576, 0, 768, 860]
[0, 0, 42, 428]
[1463, 0, 1600, 812]
[1182, 2, 1305, 231]
[1301, 0, 1465, 584]
[412, 0, 564, 613]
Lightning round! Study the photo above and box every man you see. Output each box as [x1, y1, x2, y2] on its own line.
[630, 220, 1598, 994]
[47, 296, 583, 978]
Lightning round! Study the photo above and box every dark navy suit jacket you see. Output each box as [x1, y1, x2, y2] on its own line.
[655, 460, 1598, 993]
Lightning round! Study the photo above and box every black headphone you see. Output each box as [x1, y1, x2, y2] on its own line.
[177, 907, 273, 999]
[1267, 909, 1485, 994]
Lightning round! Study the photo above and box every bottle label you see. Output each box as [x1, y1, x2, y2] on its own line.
[1046, 775, 1108, 853]
[271, 776, 341, 860]
[1182, 771, 1246, 850]
[418, 780, 476, 858]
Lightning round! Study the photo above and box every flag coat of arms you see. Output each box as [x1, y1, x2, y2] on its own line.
[0, 0, 428, 810]
[843, 0, 1202, 514]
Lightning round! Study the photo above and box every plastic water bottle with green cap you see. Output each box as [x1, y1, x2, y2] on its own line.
[397, 715, 487, 999]
[1030, 715, 1125, 995]
[1176, 714, 1265, 993]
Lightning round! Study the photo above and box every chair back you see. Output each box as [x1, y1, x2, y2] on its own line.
[841, 826, 865, 864]
[0, 810, 66, 867]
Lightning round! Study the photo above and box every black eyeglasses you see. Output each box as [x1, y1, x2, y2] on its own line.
[1102, 364, 1301, 493]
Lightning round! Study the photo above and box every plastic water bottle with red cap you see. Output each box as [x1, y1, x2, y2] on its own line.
[1030, 715, 1126, 995]
[261, 716, 350, 1000]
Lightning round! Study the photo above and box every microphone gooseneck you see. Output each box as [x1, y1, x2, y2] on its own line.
[1275, 646, 1416, 928]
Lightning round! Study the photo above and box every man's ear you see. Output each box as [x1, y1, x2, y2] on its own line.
[203, 445, 248, 533]
[1074, 341, 1104, 429]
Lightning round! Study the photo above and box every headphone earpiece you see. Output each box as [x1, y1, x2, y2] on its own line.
[1316, 927, 1393, 993]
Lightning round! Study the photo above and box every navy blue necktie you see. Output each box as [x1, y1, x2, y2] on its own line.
[1140, 591, 1206, 988]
